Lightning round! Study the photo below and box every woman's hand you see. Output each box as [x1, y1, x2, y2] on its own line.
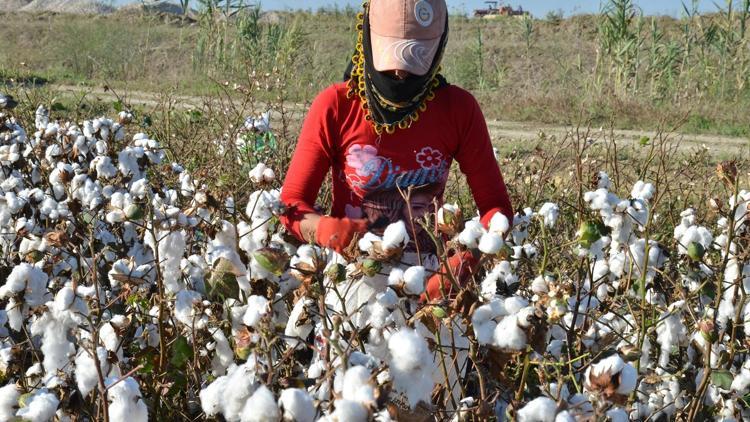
[421, 249, 478, 303]
[314, 216, 369, 254]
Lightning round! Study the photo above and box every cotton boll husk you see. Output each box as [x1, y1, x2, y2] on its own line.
[15, 389, 59, 422]
[106, 377, 148, 422]
[75, 346, 110, 398]
[402, 266, 426, 295]
[278, 388, 315, 422]
[381, 220, 409, 250]
[240, 385, 280, 422]
[516, 397, 557, 422]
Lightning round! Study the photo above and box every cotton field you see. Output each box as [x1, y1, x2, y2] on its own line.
[0, 104, 749, 421]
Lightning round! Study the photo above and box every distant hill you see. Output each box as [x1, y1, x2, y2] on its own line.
[117, 1, 191, 16]
[0, 0, 115, 13]
[0, 0, 31, 12]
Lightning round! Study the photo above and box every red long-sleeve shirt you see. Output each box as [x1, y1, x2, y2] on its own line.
[279, 82, 513, 243]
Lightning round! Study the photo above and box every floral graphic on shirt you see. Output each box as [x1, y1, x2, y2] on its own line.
[346, 144, 381, 177]
[415, 146, 443, 169]
[344, 143, 449, 197]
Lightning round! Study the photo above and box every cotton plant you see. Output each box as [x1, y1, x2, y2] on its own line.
[3, 106, 750, 420]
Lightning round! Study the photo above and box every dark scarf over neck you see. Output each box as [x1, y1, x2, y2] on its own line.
[344, 4, 449, 133]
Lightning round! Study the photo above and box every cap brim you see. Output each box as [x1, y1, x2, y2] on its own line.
[371, 33, 440, 76]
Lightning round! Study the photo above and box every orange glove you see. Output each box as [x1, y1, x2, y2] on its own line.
[421, 250, 478, 303]
[315, 216, 368, 254]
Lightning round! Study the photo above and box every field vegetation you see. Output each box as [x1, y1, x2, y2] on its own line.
[1, 0, 749, 136]
[1, 0, 750, 421]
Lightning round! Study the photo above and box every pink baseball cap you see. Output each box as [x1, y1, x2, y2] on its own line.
[369, 0, 447, 76]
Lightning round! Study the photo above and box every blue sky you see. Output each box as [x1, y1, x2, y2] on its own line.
[250, 1, 722, 16]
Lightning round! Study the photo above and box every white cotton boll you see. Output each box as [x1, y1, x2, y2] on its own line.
[478, 231, 503, 254]
[472, 312, 498, 345]
[504, 296, 529, 315]
[53, 287, 75, 312]
[6, 300, 22, 332]
[175, 289, 205, 328]
[278, 388, 315, 422]
[92, 156, 118, 179]
[285, 299, 313, 349]
[0, 383, 20, 420]
[605, 408, 628, 422]
[655, 305, 687, 368]
[209, 328, 234, 376]
[538, 203, 560, 228]
[1, 263, 49, 306]
[387, 328, 433, 409]
[261, 168, 276, 182]
[100, 323, 119, 352]
[249, 163, 268, 184]
[402, 266, 426, 295]
[382, 221, 409, 250]
[387, 268, 404, 287]
[554, 411, 575, 422]
[516, 397, 557, 422]
[731, 367, 750, 395]
[330, 400, 368, 422]
[493, 315, 527, 351]
[243, 296, 270, 328]
[106, 377, 148, 422]
[489, 212, 510, 234]
[75, 346, 109, 398]
[341, 366, 375, 407]
[458, 220, 484, 248]
[0, 311, 7, 337]
[437, 203, 459, 226]
[15, 389, 59, 422]
[631, 180, 655, 201]
[616, 363, 637, 394]
[531, 275, 549, 295]
[358, 232, 381, 252]
[240, 385, 280, 422]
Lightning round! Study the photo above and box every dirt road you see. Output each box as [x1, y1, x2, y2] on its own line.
[48, 83, 749, 157]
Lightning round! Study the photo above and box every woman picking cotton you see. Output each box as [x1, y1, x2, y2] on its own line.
[280, 0, 513, 301]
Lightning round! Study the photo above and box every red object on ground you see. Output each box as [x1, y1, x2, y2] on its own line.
[279, 81, 513, 244]
[314, 216, 368, 254]
[421, 250, 478, 302]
